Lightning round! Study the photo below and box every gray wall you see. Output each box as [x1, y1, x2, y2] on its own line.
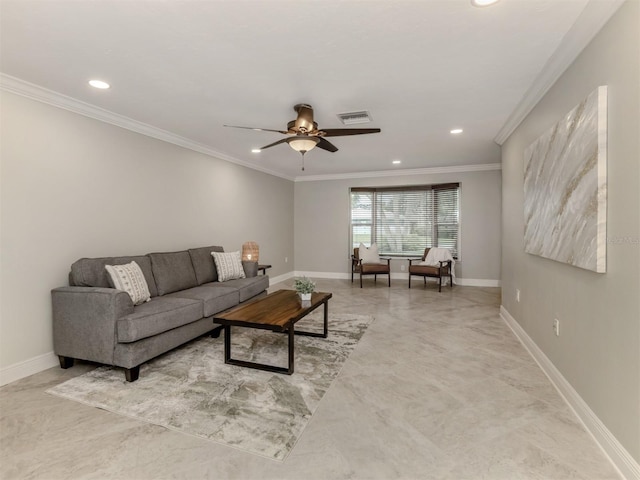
[294, 169, 502, 282]
[0, 91, 294, 369]
[501, 0, 639, 462]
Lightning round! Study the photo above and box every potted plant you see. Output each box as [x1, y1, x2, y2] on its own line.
[293, 276, 315, 301]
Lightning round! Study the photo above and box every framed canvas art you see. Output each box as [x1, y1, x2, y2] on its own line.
[523, 86, 607, 273]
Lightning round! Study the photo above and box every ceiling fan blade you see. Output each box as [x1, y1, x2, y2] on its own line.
[320, 128, 381, 137]
[259, 138, 290, 150]
[316, 137, 339, 152]
[224, 125, 290, 134]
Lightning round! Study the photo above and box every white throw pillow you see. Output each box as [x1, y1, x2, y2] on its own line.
[105, 261, 151, 306]
[359, 243, 381, 264]
[212, 251, 246, 282]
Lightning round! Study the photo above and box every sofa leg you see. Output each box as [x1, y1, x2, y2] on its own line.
[58, 356, 74, 369]
[211, 325, 224, 338]
[125, 366, 140, 382]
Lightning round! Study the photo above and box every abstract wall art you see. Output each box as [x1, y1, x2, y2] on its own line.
[524, 86, 607, 273]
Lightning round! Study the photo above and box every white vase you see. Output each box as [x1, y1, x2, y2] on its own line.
[299, 292, 312, 301]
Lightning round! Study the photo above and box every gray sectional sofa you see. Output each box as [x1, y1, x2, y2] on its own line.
[51, 246, 269, 381]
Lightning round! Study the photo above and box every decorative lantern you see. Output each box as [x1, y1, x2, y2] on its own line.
[242, 241, 259, 263]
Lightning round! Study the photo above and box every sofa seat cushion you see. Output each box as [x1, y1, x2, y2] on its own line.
[215, 275, 269, 302]
[168, 285, 239, 317]
[149, 251, 198, 296]
[117, 296, 202, 343]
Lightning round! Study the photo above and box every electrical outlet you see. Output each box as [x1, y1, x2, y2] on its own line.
[553, 319, 560, 336]
[516, 289, 521, 302]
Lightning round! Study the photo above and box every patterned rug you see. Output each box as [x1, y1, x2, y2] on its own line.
[46, 313, 373, 461]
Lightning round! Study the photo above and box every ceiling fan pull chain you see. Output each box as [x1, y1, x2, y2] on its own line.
[301, 151, 305, 171]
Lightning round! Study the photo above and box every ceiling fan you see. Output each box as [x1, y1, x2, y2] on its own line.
[224, 104, 381, 170]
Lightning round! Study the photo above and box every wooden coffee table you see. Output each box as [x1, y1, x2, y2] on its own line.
[213, 289, 332, 375]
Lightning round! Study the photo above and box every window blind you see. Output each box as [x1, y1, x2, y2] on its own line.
[350, 183, 459, 258]
[433, 184, 460, 257]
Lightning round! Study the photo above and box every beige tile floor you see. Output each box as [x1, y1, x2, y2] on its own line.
[0, 279, 621, 479]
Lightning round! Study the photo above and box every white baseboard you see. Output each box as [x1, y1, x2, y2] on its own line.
[0, 351, 58, 387]
[268, 271, 295, 285]
[292, 271, 500, 287]
[500, 305, 640, 480]
[294, 271, 350, 280]
[455, 278, 501, 287]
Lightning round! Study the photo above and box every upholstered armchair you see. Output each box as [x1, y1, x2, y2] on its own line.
[407, 247, 454, 292]
[351, 246, 391, 288]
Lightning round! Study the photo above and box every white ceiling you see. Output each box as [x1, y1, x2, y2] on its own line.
[0, 0, 620, 180]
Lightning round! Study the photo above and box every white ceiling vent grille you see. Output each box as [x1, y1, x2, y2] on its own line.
[336, 110, 372, 125]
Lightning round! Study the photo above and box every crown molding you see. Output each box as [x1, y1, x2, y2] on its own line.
[295, 163, 501, 182]
[0, 74, 499, 184]
[494, 0, 625, 145]
[0, 74, 295, 181]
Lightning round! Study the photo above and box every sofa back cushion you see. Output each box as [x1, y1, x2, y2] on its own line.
[70, 255, 158, 297]
[188, 246, 224, 285]
[70, 257, 112, 288]
[149, 251, 197, 295]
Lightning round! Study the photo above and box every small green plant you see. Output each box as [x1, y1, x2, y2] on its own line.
[293, 276, 315, 294]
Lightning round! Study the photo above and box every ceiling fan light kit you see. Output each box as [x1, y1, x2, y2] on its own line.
[225, 103, 381, 171]
[287, 136, 319, 153]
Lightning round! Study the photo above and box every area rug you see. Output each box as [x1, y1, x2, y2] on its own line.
[46, 313, 373, 461]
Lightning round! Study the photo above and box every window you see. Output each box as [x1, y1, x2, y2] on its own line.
[350, 183, 460, 258]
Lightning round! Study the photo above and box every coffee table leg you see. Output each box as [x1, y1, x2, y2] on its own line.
[323, 300, 329, 338]
[223, 324, 294, 375]
[288, 324, 294, 374]
[294, 299, 330, 338]
[224, 325, 231, 364]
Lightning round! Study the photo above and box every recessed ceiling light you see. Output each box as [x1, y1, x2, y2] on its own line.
[89, 80, 110, 89]
[251, 149, 261, 153]
[450, 128, 463, 134]
[392, 160, 401, 164]
[471, 0, 499, 6]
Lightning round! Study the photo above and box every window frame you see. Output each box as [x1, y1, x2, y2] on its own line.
[349, 183, 461, 260]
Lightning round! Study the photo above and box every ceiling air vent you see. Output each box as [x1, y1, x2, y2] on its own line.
[336, 110, 372, 125]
